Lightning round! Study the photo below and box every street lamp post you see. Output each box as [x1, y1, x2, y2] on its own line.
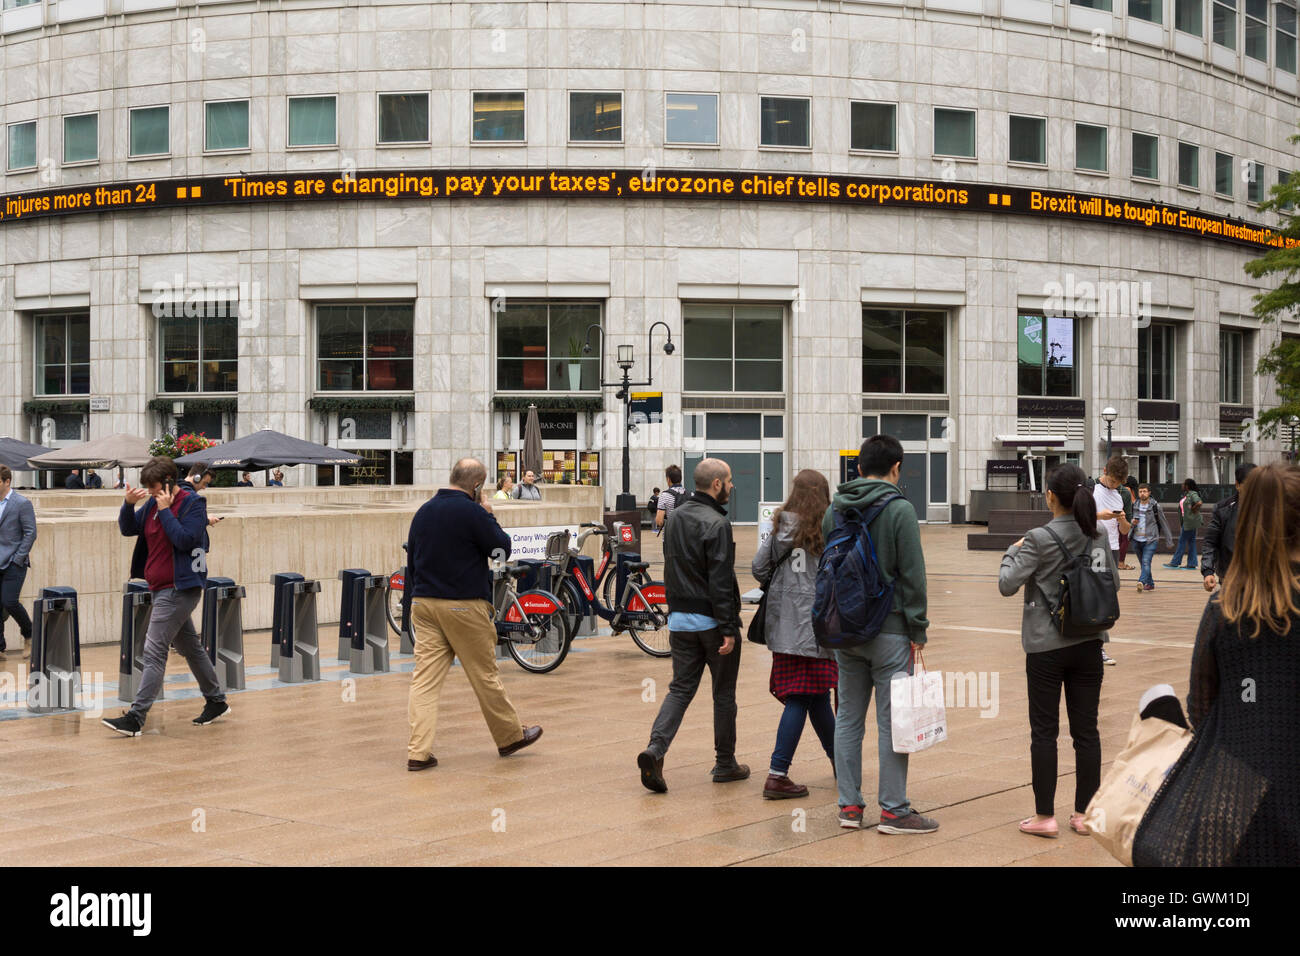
[1101, 406, 1118, 464]
[1289, 415, 1299, 461]
[583, 321, 675, 512]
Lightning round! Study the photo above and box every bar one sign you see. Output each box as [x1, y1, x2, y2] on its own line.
[519, 412, 577, 440]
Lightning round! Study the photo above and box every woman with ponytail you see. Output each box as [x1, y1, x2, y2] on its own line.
[998, 463, 1120, 839]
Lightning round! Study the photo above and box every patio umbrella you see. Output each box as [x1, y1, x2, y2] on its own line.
[521, 404, 544, 480]
[27, 433, 153, 469]
[0, 437, 47, 471]
[174, 428, 363, 470]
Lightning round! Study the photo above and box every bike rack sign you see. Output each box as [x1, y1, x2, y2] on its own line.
[502, 525, 576, 561]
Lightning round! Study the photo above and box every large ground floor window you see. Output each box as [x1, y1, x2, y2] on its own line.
[316, 409, 413, 485]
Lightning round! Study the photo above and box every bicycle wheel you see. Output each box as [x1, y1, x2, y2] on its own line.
[601, 558, 620, 610]
[505, 589, 572, 674]
[384, 570, 405, 637]
[558, 580, 585, 640]
[624, 578, 671, 658]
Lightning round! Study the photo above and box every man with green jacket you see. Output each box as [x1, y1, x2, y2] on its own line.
[822, 434, 938, 835]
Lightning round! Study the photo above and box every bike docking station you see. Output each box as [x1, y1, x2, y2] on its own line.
[202, 576, 246, 692]
[118, 580, 153, 702]
[394, 562, 414, 655]
[270, 572, 321, 683]
[337, 569, 390, 674]
[545, 529, 598, 637]
[28, 586, 82, 713]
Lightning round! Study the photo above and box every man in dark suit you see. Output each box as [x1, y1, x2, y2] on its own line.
[0, 465, 38, 656]
[64, 469, 85, 490]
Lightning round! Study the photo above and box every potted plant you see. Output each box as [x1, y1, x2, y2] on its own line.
[566, 336, 583, 391]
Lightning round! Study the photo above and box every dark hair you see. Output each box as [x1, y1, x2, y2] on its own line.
[1236, 462, 1257, 485]
[858, 435, 904, 478]
[0, 464, 10, 484]
[1125, 476, 1139, 492]
[665, 464, 682, 485]
[1104, 456, 1129, 481]
[1183, 477, 1199, 492]
[1138, 482, 1150, 491]
[1046, 463, 1098, 539]
[188, 467, 214, 481]
[140, 456, 178, 487]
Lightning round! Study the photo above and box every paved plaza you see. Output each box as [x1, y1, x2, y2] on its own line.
[0, 524, 1208, 867]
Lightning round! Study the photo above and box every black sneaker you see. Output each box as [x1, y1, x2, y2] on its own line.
[637, 750, 667, 793]
[193, 699, 231, 726]
[711, 762, 751, 783]
[102, 713, 143, 737]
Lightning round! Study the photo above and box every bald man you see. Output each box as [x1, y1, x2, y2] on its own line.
[404, 458, 542, 770]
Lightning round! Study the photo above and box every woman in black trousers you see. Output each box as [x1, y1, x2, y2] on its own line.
[998, 464, 1121, 838]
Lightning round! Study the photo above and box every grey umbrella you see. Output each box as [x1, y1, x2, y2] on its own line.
[26, 433, 153, 469]
[0, 437, 47, 471]
[174, 428, 363, 470]
[521, 404, 544, 481]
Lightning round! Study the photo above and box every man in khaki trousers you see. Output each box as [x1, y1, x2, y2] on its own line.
[406, 458, 542, 770]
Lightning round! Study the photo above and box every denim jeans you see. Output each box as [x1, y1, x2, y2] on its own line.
[834, 632, 913, 814]
[1168, 529, 1198, 569]
[1134, 538, 1160, 587]
[770, 692, 835, 776]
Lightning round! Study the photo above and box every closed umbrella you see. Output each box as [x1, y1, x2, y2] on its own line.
[174, 428, 362, 470]
[27, 433, 153, 469]
[522, 404, 544, 481]
[0, 437, 47, 471]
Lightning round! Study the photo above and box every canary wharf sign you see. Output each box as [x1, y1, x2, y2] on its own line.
[0, 167, 1291, 250]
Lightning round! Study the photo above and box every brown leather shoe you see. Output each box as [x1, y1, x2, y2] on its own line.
[763, 773, 809, 799]
[407, 755, 438, 771]
[498, 725, 543, 757]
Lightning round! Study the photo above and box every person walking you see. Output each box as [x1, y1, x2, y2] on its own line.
[512, 469, 542, 500]
[1093, 457, 1131, 665]
[1129, 482, 1174, 592]
[179, 468, 223, 528]
[823, 435, 937, 834]
[1164, 478, 1203, 571]
[1117, 475, 1139, 570]
[999, 463, 1119, 838]
[752, 469, 836, 799]
[0, 465, 37, 657]
[405, 458, 541, 770]
[1134, 463, 1300, 866]
[1202, 462, 1257, 592]
[654, 465, 688, 533]
[638, 458, 747, 792]
[102, 457, 230, 735]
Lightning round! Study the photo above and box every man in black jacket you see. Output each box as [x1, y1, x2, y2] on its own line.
[405, 458, 541, 771]
[637, 457, 746, 792]
[1202, 461, 1256, 591]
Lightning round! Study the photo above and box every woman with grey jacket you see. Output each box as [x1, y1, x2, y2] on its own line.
[752, 469, 837, 800]
[998, 463, 1120, 839]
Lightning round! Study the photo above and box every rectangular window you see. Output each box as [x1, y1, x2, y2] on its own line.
[35, 311, 90, 396]
[1071, 0, 1113, 9]
[862, 309, 947, 394]
[1009, 115, 1046, 164]
[569, 91, 622, 143]
[1279, 168, 1295, 209]
[473, 92, 526, 142]
[317, 303, 414, 391]
[760, 96, 811, 148]
[1178, 141, 1200, 188]
[1246, 0, 1270, 58]
[665, 93, 718, 145]
[1176, 0, 1205, 33]
[204, 100, 249, 152]
[1247, 160, 1265, 202]
[63, 113, 97, 164]
[377, 92, 429, 144]
[495, 301, 601, 392]
[933, 107, 975, 158]
[1138, 322, 1176, 401]
[7, 120, 36, 171]
[1130, 0, 1163, 23]
[683, 304, 783, 393]
[129, 106, 169, 157]
[288, 96, 337, 148]
[1220, 329, 1244, 403]
[851, 102, 896, 152]
[159, 308, 238, 393]
[1279, 2, 1298, 71]
[1018, 314, 1079, 396]
[1132, 132, 1159, 180]
[1076, 123, 1107, 172]
[1215, 0, 1239, 48]
[1216, 151, 1234, 196]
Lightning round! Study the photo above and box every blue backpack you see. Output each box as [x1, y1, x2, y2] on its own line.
[813, 494, 903, 648]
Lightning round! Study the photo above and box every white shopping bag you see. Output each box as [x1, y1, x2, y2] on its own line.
[890, 653, 948, 754]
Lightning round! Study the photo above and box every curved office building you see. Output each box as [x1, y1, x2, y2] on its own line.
[2, 0, 1298, 520]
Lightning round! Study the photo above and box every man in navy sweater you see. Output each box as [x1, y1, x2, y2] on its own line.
[405, 457, 542, 771]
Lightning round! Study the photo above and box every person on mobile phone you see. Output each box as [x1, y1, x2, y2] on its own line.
[1092, 457, 1132, 665]
[102, 456, 229, 735]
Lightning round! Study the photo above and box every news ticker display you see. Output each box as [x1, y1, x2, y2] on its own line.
[0, 167, 1292, 251]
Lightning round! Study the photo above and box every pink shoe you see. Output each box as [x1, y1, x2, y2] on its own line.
[1069, 813, 1089, 835]
[1018, 815, 1059, 838]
